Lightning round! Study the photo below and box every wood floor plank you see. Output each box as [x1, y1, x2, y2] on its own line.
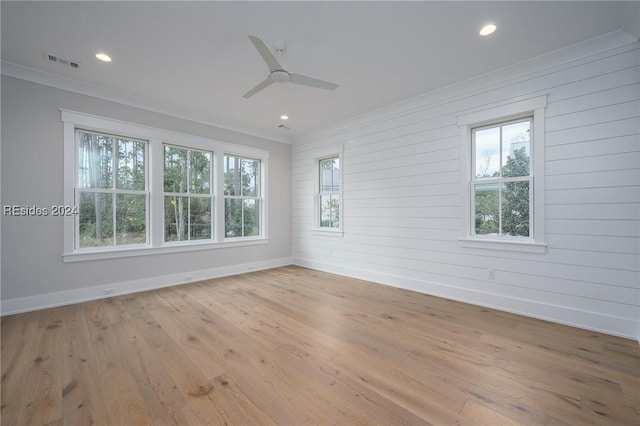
[12, 308, 64, 426]
[113, 317, 199, 426]
[61, 303, 109, 426]
[2, 266, 639, 425]
[1, 317, 41, 425]
[148, 306, 227, 380]
[82, 301, 156, 425]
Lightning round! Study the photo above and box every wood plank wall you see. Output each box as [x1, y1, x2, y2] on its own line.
[291, 39, 640, 339]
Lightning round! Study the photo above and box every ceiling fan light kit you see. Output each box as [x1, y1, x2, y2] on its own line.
[243, 35, 339, 99]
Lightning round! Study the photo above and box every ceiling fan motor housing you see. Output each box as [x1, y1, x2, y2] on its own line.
[270, 70, 290, 83]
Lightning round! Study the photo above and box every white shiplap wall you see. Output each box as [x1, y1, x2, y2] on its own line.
[291, 35, 640, 340]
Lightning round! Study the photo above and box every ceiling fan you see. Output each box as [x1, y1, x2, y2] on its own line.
[243, 35, 339, 99]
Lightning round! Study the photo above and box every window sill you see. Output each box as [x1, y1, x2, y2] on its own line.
[458, 237, 546, 254]
[63, 238, 269, 262]
[311, 228, 344, 238]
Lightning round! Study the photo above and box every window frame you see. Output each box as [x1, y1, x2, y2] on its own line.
[223, 154, 264, 240]
[457, 96, 547, 253]
[75, 129, 150, 250]
[62, 110, 269, 262]
[318, 156, 341, 229]
[162, 144, 214, 244]
[471, 116, 533, 239]
[311, 145, 343, 236]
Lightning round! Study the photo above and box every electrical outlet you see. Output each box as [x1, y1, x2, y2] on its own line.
[104, 288, 115, 295]
[487, 269, 495, 280]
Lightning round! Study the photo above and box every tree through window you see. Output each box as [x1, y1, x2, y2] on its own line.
[76, 130, 148, 248]
[224, 155, 261, 238]
[472, 118, 532, 238]
[318, 157, 340, 228]
[163, 145, 212, 242]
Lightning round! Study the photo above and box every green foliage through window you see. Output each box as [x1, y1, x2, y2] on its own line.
[472, 119, 531, 238]
[224, 155, 260, 238]
[319, 157, 340, 228]
[76, 130, 147, 248]
[163, 146, 212, 242]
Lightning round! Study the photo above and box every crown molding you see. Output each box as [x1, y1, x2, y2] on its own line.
[1, 61, 292, 145]
[298, 30, 639, 144]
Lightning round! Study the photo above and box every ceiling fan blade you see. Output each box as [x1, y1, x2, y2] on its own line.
[289, 73, 339, 91]
[242, 77, 274, 99]
[248, 35, 283, 73]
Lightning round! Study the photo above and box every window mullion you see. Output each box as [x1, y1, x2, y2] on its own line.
[187, 196, 191, 241]
[112, 190, 117, 246]
[215, 153, 225, 242]
[111, 137, 118, 247]
[529, 176, 534, 237]
[470, 181, 476, 236]
[498, 184, 503, 236]
[150, 138, 164, 247]
[240, 197, 245, 237]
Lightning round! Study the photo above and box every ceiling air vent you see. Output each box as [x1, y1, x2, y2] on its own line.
[46, 53, 80, 69]
[278, 124, 291, 130]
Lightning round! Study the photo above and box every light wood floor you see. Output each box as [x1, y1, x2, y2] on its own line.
[2, 266, 639, 425]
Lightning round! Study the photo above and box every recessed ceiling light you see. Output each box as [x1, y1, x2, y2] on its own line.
[280, 115, 289, 120]
[479, 24, 497, 36]
[95, 53, 112, 62]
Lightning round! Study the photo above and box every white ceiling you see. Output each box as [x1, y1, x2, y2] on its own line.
[1, 1, 634, 143]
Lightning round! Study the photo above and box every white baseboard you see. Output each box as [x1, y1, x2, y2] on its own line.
[1, 257, 293, 316]
[294, 258, 639, 342]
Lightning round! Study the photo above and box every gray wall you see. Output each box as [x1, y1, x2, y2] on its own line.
[1, 75, 291, 302]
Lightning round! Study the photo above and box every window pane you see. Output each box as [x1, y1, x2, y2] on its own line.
[320, 158, 339, 192]
[320, 194, 340, 228]
[241, 159, 259, 196]
[502, 121, 530, 178]
[116, 194, 147, 244]
[224, 198, 260, 238]
[225, 198, 242, 237]
[189, 197, 211, 240]
[474, 184, 499, 235]
[117, 139, 146, 190]
[164, 196, 188, 241]
[330, 195, 340, 228]
[164, 146, 188, 193]
[224, 156, 239, 196]
[502, 181, 530, 237]
[474, 127, 500, 179]
[242, 199, 260, 236]
[333, 158, 340, 189]
[78, 192, 114, 247]
[224, 156, 260, 197]
[77, 132, 113, 189]
[189, 151, 211, 194]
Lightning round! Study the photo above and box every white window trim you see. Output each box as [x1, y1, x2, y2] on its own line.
[222, 153, 266, 240]
[162, 144, 214, 243]
[457, 95, 547, 253]
[62, 110, 269, 262]
[311, 145, 344, 237]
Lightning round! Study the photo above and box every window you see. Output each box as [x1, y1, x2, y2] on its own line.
[472, 118, 532, 238]
[457, 95, 546, 253]
[62, 110, 269, 261]
[163, 145, 213, 242]
[224, 155, 261, 238]
[310, 146, 343, 235]
[318, 156, 340, 228]
[76, 129, 148, 248]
